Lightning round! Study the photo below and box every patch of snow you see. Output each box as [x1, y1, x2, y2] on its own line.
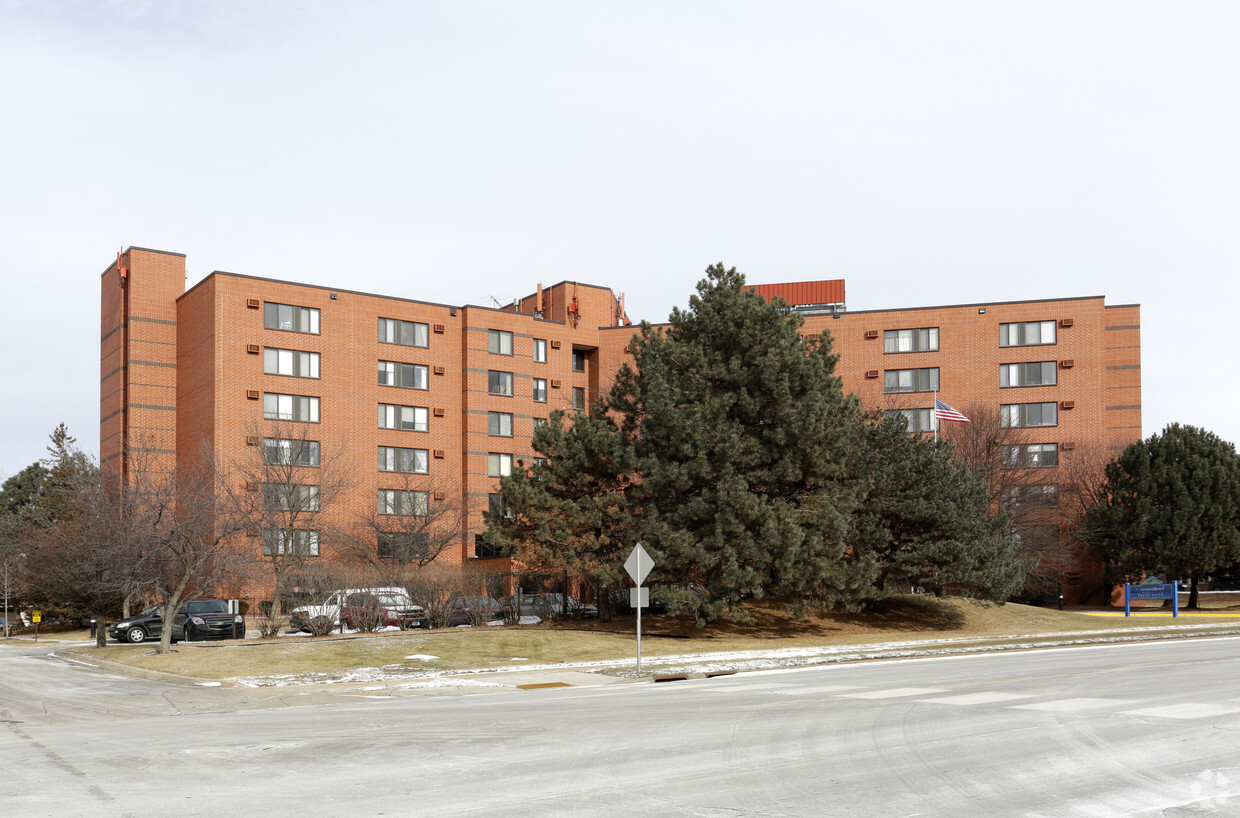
[406, 654, 439, 661]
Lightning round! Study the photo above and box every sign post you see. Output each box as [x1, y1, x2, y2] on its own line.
[624, 543, 654, 673]
[32, 610, 41, 642]
[1124, 577, 1179, 617]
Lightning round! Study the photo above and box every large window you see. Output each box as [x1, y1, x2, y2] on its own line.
[378, 489, 428, 516]
[885, 408, 937, 433]
[532, 378, 547, 402]
[533, 339, 547, 363]
[264, 303, 319, 334]
[488, 329, 513, 355]
[1000, 361, 1057, 388]
[377, 532, 429, 559]
[488, 452, 513, 477]
[378, 446, 428, 474]
[1001, 402, 1058, 428]
[884, 327, 938, 353]
[263, 483, 320, 511]
[1002, 484, 1059, 509]
[572, 387, 586, 410]
[572, 350, 586, 372]
[378, 361, 428, 390]
[263, 438, 320, 467]
[263, 529, 319, 556]
[488, 370, 513, 396]
[263, 393, 320, 422]
[488, 493, 512, 519]
[378, 403, 428, 432]
[264, 348, 320, 379]
[1002, 443, 1059, 468]
[1000, 320, 1056, 347]
[378, 318, 429, 348]
[884, 367, 939, 394]
[488, 411, 513, 437]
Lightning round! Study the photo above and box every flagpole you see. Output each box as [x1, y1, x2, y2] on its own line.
[934, 386, 938, 443]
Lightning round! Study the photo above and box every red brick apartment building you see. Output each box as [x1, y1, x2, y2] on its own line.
[101, 248, 1140, 603]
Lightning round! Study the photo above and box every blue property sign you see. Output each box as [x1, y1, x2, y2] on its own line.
[1124, 577, 1179, 617]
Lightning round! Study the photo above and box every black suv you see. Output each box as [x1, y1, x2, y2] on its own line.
[108, 599, 245, 643]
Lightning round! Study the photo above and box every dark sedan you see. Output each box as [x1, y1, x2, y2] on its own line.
[108, 599, 244, 643]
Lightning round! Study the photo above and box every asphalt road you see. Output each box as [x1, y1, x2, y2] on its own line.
[3, 637, 1239, 816]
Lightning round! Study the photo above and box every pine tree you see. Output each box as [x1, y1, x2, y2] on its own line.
[608, 264, 875, 620]
[852, 415, 1027, 606]
[1083, 423, 1240, 608]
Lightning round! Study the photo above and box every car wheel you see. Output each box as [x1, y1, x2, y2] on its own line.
[125, 626, 147, 644]
[183, 627, 193, 643]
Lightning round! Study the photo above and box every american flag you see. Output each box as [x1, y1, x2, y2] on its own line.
[935, 398, 971, 424]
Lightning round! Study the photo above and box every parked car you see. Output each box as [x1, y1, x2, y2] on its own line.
[520, 593, 598, 619]
[1210, 574, 1240, 591]
[340, 591, 427, 630]
[0, 616, 22, 633]
[446, 596, 511, 626]
[290, 587, 426, 633]
[108, 599, 245, 644]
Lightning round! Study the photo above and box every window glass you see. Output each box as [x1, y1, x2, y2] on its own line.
[378, 360, 428, 389]
[572, 350, 586, 372]
[883, 368, 939, 393]
[532, 378, 547, 402]
[488, 452, 513, 477]
[378, 489, 429, 516]
[884, 408, 937, 433]
[488, 371, 513, 396]
[263, 438, 320, 466]
[999, 320, 1057, 347]
[1000, 402, 1059, 428]
[263, 393, 320, 422]
[533, 339, 547, 363]
[1000, 361, 1057, 388]
[264, 348, 320, 379]
[264, 303, 320, 334]
[488, 330, 514, 355]
[572, 387, 586, 410]
[488, 412, 513, 437]
[378, 403, 429, 432]
[378, 318, 429, 348]
[378, 446, 429, 474]
[883, 327, 939, 353]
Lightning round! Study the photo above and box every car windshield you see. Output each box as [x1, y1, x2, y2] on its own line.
[185, 600, 229, 615]
[140, 604, 163, 616]
[376, 594, 409, 607]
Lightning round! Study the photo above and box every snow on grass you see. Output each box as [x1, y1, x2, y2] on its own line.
[406, 654, 439, 661]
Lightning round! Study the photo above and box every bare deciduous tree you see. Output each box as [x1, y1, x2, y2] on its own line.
[225, 423, 353, 638]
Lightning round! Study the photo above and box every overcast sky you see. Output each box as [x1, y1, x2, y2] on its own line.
[2, 1, 1237, 479]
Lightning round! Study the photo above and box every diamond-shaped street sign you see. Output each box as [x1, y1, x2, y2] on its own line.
[624, 543, 654, 586]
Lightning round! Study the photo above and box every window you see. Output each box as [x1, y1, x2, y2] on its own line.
[884, 327, 939, 353]
[1000, 320, 1056, 347]
[378, 489, 428, 516]
[1002, 443, 1059, 468]
[263, 393, 320, 422]
[488, 452, 513, 477]
[378, 446, 428, 474]
[377, 532, 429, 559]
[572, 350, 586, 372]
[885, 408, 937, 433]
[1001, 402, 1058, 428]
[533, 339, 547, 363]
[488, 493, 513, 518]
[533, 417, 547, 429]
[263, 483, 320, 511]
[488, 329, 513, 355]
[1000, 362, 1057, 388]
[264, 348, 320, 379]
[883, 367, 939, 394]
[378, 360, 428, 389]
[488, 412, 513, 437]
[488, 370, 513, 396]
[378, 318, 429, 348]
[262, 529, 319, 556]
[263, 438, 320, 467]
[264, 303, 319, 334]
[572, 387, 586, 410]
[378, 403, 428, 432]
[532, 378, 547, 402]
[1002, 485, 1059, 509]
[474, 534, 504, 559]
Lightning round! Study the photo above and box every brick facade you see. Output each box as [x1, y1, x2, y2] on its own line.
[101, 250, 1139, 604]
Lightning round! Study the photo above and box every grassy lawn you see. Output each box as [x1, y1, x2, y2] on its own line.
[48, 594, 1240, 683]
